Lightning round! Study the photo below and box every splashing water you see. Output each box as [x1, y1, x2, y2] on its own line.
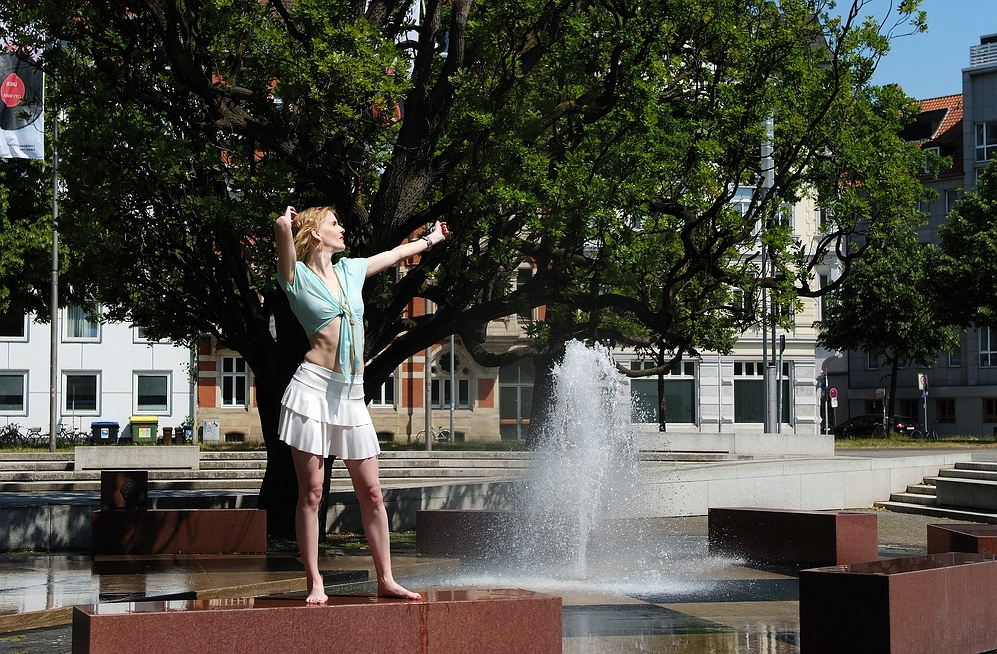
[511, 340, 640, 578]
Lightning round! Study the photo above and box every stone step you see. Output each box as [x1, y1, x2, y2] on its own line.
[199, 460, 268, 470]
[888, 492, 937, 506]
[954, 461, 997, 473]
[0, 461, 74, 472]
[0, 452, 74, 461]
[939, 467, 997, 482]
[874, 500, 997, 524]
[906, 483, 937, 495]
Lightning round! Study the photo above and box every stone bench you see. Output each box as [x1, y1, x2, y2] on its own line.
[708, 507, 879, 566]
[800, 553, 997, 653]
[75, 445, 200, 471]
[927, 523, 997, 555]
[72, 588, 562, 654]
[91, 509, 266, 555]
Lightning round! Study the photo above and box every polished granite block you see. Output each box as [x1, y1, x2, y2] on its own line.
[91, 509, 266, 555]
[708, 507, 878, 567]
[99, 471, 148, 509]
[72, 588, 561, 654]
[800, 553, 997, 654]
[926, 522, 997, 554]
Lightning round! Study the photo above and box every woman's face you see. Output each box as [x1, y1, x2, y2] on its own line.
[314, 211, 346, 253]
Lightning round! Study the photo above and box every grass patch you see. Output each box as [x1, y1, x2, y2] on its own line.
[835, 434, 997, 448]
[269, 530, 418, 555]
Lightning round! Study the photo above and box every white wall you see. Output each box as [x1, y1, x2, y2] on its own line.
[0, 312, 193, 438]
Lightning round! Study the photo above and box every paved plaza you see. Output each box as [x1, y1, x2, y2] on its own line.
[0, 509, 981, 653]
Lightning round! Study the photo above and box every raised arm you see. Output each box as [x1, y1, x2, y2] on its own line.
[275, 205, 298, 284]
[366, 221, 449, 277]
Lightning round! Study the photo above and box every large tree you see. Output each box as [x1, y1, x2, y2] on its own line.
[818, 227, 959, 430]
[935, 163, 997, 329]
[0, 0, 930, 534]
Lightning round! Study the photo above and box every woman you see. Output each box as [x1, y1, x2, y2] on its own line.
[275, 204, 447, 603]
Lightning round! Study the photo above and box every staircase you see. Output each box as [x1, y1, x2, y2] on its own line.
[0, 450, 533, 494]
[875, 460, 997, 524]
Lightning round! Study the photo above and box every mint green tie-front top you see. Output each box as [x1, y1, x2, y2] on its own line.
[278, 257, 368, 378]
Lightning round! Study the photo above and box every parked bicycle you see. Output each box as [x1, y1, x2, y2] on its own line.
[0, 423, 25, 448]
[913, 423, 939, 441]
[413, 426, 453, 444]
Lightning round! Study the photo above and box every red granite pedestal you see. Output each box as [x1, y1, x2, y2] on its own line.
[708, 507, 879, 566]
[91, 509, 266, 555]
[800, 553, 997, 654]
[926, 523, 997, 554]
[72, 588, 562, 654]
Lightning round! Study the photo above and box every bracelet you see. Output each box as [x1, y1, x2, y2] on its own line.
[422, 235, 433, 251]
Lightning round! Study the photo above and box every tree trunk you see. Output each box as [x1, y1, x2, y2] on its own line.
[527, 341, 568, 448]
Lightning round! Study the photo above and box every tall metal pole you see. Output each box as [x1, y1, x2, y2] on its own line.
[424, 298, 432, 451]
[49, 75, 59, 452]
[449, 333, 455, 441]
[761, 115, 776, 434]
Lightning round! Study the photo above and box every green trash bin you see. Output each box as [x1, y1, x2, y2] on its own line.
[129, 415, 159, 442]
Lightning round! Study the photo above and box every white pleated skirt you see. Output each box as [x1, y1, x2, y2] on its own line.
[278, 361, 381, 460]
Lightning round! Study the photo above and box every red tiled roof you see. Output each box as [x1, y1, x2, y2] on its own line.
[920, 94, 963, 146]
[916, 94, 963, 178]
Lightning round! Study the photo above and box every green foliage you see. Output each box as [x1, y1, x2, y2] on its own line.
[935, 163, 997, 328]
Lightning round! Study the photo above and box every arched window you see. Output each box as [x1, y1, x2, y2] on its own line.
[431, 350, 471, 409]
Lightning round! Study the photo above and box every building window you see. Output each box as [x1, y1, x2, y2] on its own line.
[923, 146, 940, 174]
[949, 342, 962, 367]
[499, 359, 534, 440]
[733, 361, 764, 423]
[221, 357, 248, 407]
[945, 189, 960, 215]
[516, 267, 535, 321]
[937, 399, 955, 423]
[866, 352, 880, 370]
[981, 327, 997, 367]
[64, 373, 99, 414]
[134, 326, 151, 343]
[64, 305, 99, 341]
[976, 121, 997, 162]
[629, 360, 696, 424]
[370, 373, 396, 407]
[135, 373, 170, 413]
[0, 372, 27, 414]
[984, 398, 997, 422]
[431, 352, 471, 409]
[899, 399, 919, 420]
[0, 308, 27, 340]
[819, 274, 829, 320]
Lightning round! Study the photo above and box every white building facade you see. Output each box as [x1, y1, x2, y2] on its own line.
[0, 306, 194, 440]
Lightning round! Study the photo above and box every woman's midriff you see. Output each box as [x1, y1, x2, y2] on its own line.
[303, 315, 365, 374]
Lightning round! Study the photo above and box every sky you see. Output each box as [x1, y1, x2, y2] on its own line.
[864, 0, 997, 100]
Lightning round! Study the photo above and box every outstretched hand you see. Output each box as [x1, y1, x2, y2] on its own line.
[426, 220, 449, 246]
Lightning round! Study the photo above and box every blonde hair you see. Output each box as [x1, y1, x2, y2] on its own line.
[291, 206, 336, 261]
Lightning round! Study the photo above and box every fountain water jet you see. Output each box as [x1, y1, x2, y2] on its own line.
[510, 340, 640, 578]
[414, 340, 739, 596]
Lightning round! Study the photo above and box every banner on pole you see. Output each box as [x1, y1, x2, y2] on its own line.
[0, 52, 44, 160]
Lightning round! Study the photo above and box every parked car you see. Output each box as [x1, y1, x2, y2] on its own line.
[832, 414, 920, 438]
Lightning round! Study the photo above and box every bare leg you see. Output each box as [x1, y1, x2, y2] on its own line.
[291, 447, 327, 604]
[343, 457, 422, 600]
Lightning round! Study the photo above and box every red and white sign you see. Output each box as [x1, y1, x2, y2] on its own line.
[0, 52, 44, 160]
[828, 387, 838, 399]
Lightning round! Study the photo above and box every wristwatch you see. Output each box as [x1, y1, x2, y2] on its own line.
[422, 235, 433, 250]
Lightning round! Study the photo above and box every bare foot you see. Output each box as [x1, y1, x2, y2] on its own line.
[378, 581, 422, 600]
[305, 587, 328, 604]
